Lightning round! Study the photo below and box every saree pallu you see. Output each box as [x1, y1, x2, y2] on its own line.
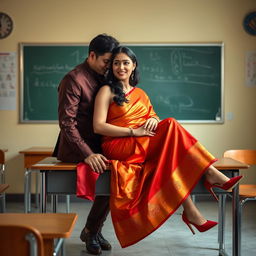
[102, 87, 217, 248]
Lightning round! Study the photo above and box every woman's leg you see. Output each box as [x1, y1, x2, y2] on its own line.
[204, 165, 229, 185]
[182, 195, 207, 225]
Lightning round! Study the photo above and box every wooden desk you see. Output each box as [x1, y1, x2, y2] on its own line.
[0, 213, 77, 256]
[19, 147, 53, 213]
[31, 156, 249, 256]
[19, 147, 54, 168]
[32, 157, 77, 214]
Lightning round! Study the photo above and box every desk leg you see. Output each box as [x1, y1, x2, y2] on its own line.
[66, 195, 70, 213]
[40, 171, 47, 213]
[52, 195, 58, 213]
[218, 194, 227, 256]
[232, 170, 240, 256]
[24, 169, 32, 213]
[53, 238, 64, 256]
[35, 172, 40, 208]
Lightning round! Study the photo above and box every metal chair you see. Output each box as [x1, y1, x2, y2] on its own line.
[223, 149, 256, 255]
[0, 224, 44, 256]
[224, 150, 256, 204]
[0, 149, 5, 184]
[0, 184, 9, 212]
[0, 149, 7, 212]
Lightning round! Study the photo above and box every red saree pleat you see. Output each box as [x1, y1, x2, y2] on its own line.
[101, 88, 216, 248]
[76, 162, 99, 201]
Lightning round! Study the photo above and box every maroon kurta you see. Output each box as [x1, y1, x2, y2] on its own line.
[53, 60, 104, 163]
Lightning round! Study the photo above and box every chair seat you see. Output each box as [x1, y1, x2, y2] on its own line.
[240, 184, 256, 197]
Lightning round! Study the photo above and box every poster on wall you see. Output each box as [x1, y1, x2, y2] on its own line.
[0, 52, 17, 110]
[245, 51, 256, 87]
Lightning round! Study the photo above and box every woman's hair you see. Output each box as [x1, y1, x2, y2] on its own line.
[107, 46, 140, 105]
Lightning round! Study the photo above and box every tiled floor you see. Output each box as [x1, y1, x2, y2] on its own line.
[6, 198, 256, 256]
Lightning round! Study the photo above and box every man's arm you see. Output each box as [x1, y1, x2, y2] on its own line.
[58, 75, 93, 157]
[58, 75, 108, 173]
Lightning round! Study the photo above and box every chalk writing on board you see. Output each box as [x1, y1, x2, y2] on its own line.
[155, 94, 210, 114]
[140, 48, 219, 87]
[32, 64, 74, 75]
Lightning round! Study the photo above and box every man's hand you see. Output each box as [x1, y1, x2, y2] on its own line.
[84, 154, 109, 174]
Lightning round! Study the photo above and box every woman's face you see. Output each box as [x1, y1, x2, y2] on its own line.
[112, 53, 136, 83]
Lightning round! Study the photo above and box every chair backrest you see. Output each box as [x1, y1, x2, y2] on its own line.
[224, 150, 256, 165]
[0, 149, 6, 184]
[0, 225, 44, 256]
[0, 184, 9, 194]
[0, 149, 5, 165]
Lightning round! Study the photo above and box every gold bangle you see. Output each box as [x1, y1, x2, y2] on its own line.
[129, 127, 134, 136]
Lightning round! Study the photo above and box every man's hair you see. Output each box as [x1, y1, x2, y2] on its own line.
[89, 34, 119, 56]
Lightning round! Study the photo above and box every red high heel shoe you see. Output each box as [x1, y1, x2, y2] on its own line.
[182, 212, 218, 235]
[204, 175, 243, 201]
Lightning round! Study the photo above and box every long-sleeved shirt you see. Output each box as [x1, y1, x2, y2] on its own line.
[53, 60, 104, 163]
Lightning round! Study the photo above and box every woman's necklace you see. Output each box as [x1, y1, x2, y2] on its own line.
[123, 86, 133, 94]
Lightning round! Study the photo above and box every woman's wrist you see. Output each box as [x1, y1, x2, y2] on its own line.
[129, 127, 135, 136]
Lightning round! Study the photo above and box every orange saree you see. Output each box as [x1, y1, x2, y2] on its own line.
[101, 87, 217, 248]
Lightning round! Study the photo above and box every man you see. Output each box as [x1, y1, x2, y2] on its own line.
[53, 34, 119, 255]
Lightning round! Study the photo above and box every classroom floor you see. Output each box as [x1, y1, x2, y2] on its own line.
[6, 198, 256, 256]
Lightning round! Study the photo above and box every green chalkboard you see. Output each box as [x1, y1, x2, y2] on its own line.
[20, 43, 223, 123]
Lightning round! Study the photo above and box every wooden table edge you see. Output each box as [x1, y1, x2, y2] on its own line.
[19, 147, 54, 155]
[213, 157, 250, 170]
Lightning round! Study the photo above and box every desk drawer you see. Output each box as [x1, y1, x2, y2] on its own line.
[45, 170, 111, 195]
[46, 171, 77, 194]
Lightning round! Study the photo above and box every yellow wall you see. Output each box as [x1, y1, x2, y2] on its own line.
[1, 0, 256, 193]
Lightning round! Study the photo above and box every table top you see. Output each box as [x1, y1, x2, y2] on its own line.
[19, 147, 54, 155]
[213, 157, 249, 170]
[0, 213, 77, 239]
[31, 157, 77, 170]
[30, 156, 249, 171]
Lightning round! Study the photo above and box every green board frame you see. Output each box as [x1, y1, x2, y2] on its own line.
[20, 43, 224, 123]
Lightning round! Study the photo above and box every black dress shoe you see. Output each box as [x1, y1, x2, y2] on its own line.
[97, 232, 112, 250]
[80, 229, 101, 255]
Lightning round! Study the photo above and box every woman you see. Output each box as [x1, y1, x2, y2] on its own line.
[92, 46, 242, 248]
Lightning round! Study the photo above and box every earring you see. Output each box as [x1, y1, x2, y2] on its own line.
[131, 71, 134, 80]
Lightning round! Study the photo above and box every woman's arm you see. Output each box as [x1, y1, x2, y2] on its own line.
[94, 85, 156, 137]
[93, 86, 132, 137]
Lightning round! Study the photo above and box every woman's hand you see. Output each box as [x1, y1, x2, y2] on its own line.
[143, 117, 159, 132]
[133, 126, 156, 137]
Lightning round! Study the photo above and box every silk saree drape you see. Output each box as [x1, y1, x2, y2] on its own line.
[101, 87, 217, 248]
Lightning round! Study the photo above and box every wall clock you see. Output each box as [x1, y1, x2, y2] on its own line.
[243, 11, 256, 36]
[0, 12, 13, 39]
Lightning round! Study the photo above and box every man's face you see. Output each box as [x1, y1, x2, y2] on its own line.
[90, 52, 112, 75]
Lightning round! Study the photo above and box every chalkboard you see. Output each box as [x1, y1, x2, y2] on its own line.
[20, 43, 223, 123]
